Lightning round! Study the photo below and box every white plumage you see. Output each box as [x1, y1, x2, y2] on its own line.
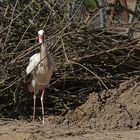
[26, 30, 55, 123]
[26, 52, 55, 93]
[26, 53, 40, 75]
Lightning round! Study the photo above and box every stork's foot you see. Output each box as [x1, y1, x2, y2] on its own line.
[32, 116, 35, 123]
[42, 115, 45, 124]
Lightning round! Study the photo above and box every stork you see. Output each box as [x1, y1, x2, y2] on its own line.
[26, 30, 55, 123]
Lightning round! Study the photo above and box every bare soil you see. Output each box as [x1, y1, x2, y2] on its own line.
[1, 79, 140, 140]
[0, 118, 140, 140]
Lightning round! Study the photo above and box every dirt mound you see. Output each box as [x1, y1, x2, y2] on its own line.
[63, 78, 140, 130]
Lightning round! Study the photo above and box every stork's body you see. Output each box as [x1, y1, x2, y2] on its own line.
[26, 30, 55, 123]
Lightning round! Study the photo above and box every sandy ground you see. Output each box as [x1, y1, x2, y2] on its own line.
[0, 118, 140, 140]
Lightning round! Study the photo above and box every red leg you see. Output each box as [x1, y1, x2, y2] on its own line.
[41, 87, 45, 123]
[33, 87, 36, 123]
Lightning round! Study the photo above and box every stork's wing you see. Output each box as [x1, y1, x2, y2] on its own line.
[26, 53, 40, 74]
[48, 53, 56, 71]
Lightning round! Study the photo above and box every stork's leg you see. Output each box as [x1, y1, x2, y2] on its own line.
[41, 87, 45, 124]
[33, 87, 36, 123]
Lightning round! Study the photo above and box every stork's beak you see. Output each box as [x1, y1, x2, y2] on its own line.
[39, 34, 45, 44]
[38, 30, 45, 43]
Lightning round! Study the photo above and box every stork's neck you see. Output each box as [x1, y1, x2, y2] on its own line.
[38, 34, 48, 61]
[40, 43, 48, 61]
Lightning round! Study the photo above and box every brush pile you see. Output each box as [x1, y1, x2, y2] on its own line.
[0, 0, 140, 118]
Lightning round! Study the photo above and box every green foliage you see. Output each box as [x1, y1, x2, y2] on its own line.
[83, 0, 98, 11]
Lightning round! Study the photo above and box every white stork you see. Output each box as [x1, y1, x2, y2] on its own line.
[26, 30, 55, 123]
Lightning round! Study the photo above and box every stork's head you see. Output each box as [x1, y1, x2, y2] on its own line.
[38, 30, 45, 43]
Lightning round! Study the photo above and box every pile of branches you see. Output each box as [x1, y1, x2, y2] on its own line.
[0, 0, 140, 118]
